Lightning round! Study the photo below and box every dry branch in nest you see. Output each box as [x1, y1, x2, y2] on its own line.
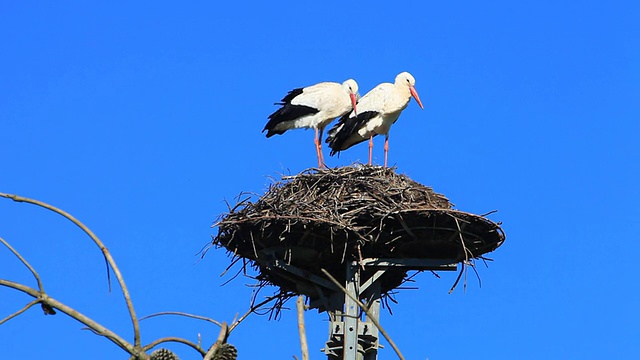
[210, 165, 505, 312]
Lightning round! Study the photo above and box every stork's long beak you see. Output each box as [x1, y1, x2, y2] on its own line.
[350, 93, 358, 116]
[409, 86, 424, 109]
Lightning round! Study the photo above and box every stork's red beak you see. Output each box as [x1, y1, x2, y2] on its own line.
[409, 86, 424, 109]
[350, 93, 358, 116]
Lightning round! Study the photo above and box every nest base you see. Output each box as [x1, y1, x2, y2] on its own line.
[210, 165, 505, 311]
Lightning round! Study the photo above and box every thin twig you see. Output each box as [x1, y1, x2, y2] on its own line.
[320, 268, 405, 360]
[219, 256, 243, 278]
[357, 244, 365, 270]
[0, 299, 40, 325]
[480, 209, 498, 217]
[468, 260, 482, 288]
[143, 337, 206, 356]
[0, 192, 142, 347]
[0, 236, 44, 292]
[448, 263, 465, 294]
[452, 216, 473, 293]
[220, 257, 245, 286]
[228, 294, 281, 333]
[140, 311, 222, 327]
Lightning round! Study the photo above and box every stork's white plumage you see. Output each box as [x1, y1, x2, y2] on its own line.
[263, 79, 359, 168]
[326, 72, 424, 167]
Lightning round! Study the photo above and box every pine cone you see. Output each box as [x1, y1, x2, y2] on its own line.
[213, 343, 237, 360]
[150, 348, 180, 360]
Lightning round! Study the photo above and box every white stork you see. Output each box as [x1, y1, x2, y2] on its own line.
[263, 79, 359, 168]
[325, 72, 424, 167]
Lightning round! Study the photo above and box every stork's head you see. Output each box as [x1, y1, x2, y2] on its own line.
[395, 72, 424, 109]
[342, 79, 359, 115]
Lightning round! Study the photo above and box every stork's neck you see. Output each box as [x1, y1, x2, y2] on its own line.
[394, 81, 412, 101]
[392, 82, 412, 110]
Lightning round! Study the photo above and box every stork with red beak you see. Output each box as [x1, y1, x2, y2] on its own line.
[325, 72, 424, 167]
[263, 79, 359, 168]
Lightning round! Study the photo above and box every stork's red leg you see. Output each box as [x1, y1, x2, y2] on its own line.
[384, 134, 390, 167]
[368, 135, 374, 166]
[313, 128, 323, 168]
[318, 127, 326, 168]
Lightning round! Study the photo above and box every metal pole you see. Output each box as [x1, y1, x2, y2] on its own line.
[316, 258, 457, 359]
[344, 261, 360, 359]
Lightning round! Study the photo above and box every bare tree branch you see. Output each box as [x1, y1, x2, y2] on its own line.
[204, 321, 228, 360]
[0, 279, 141, 357]
[1, 196, 224, 360]
[140, 311, 222, 327]
[0, 236, 44, 292]
[296, 296, 309, 360]
[320, 268, 405, 360]
[0, 192, 142, 347]
[142, 337, 207, 356]
[0, 239, 213, 360]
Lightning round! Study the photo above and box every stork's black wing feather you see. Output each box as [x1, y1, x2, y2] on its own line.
[263, 88, 319, 137]
[326, 111, 380, 155]
[277, 88, 305, 105]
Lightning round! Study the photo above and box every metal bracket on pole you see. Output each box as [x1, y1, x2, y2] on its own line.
[259, 256, 458, 359]
[322, 258, 458, 360]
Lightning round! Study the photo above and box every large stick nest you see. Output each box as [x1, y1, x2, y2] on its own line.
[210, 165, 505, 307]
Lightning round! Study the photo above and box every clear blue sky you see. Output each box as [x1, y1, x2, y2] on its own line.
[2, 1, 639, 359]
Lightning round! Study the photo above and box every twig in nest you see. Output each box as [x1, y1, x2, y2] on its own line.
[479, 256, 493, 267]
[467, 260, 482, 288]
[448, 263, 465, 294]
[219, 256, 244, 285]
[379, 291, 399, 315]
[228, 294, 282, 333]
[231, 193, 252, 213]
[452, 215, 473, 263]
[480, 209, 498, 217]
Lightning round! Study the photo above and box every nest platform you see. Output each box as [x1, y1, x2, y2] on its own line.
[211, 165, 505, 305]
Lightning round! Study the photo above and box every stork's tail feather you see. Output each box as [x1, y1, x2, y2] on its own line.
[263, 127, 285, 138]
